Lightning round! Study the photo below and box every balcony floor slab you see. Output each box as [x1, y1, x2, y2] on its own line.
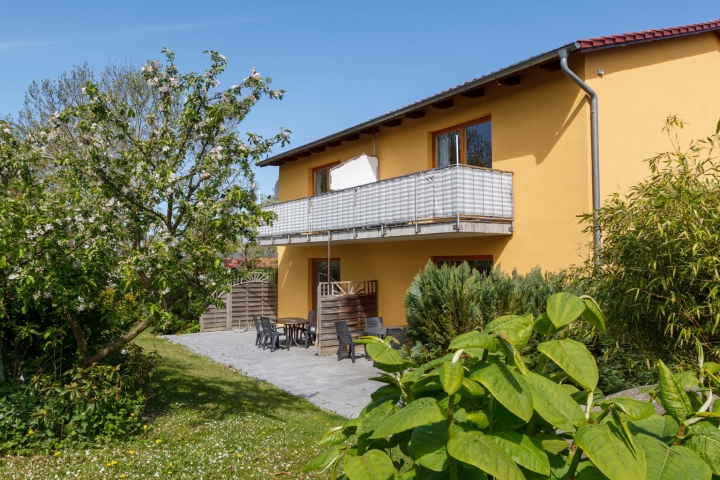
[257, 220, 512, 246]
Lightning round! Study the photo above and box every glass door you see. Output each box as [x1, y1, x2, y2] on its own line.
[435, 129, 460, 168]
[313, 259, 341, 310]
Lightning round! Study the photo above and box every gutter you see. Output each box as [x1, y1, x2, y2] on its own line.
[259, 42, 581, 167]
[557, 48, 601, 267]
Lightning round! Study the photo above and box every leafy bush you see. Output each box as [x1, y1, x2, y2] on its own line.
[577, 117, 720, 368]
[405, 262, 566, 351]
[0, 344, 157, 454]
[307, 292, 720, 480]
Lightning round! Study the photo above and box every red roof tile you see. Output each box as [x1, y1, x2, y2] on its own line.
[577, 19, 720, 50]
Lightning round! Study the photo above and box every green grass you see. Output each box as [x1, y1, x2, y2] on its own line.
[2, 333, 346, 479]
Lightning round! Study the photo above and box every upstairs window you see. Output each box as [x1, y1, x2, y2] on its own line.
[312, 162, 339, 195]
[434, 118, 492, 169]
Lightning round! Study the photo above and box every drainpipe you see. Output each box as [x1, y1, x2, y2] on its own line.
[558, 48, 601, 267]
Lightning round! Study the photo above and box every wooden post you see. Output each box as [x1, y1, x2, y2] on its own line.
[226, 287, 233, 330]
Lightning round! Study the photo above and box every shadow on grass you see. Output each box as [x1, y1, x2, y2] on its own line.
[138, 336, 329, 425]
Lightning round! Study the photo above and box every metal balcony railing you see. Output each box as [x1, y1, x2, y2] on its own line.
[258, 164, 513, 239]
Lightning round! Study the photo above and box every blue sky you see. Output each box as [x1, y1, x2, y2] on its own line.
[1, 1, 718, 196]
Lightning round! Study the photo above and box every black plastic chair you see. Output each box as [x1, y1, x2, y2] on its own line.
[261, 317, 287, 352]
[385, 327, 407, 350]
[252, 314, 263, 347]
[365, 317, 383, 329]
[299, 311, 317, 348]
[335, 320, 357, 363]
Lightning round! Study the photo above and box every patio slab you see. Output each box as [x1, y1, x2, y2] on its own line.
[163, 330, 379, 418]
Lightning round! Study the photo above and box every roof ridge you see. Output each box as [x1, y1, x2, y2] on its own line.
[577, 18, 720, 50]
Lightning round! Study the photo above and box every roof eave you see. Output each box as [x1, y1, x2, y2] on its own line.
[258, 42, 581, 167]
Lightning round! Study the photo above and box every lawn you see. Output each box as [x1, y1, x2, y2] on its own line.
[1, 333, 346, 479]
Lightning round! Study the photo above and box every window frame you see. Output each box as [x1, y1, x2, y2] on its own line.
[431, 255, 493, 264]
[311, 161, 340, 196]
[432, 116, 491, 168]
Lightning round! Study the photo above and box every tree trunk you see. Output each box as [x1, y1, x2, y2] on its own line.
[79, 315, 155, 368]
[63, 309, 87, 358]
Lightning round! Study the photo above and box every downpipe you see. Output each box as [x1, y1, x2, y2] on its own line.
[558, 48, 601, 267]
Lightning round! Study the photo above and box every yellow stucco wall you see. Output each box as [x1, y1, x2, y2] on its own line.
[274, 33, 720, 325]
[585, 33, 720, 197]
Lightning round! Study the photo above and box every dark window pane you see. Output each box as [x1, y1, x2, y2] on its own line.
[437, 259, 493, 276]
[314, 260, 340, 283]
[314, 168, 328, 194]
[313, 260, 341, 309]
[465, 121, 492, 168]
[436, 130, 460, 168]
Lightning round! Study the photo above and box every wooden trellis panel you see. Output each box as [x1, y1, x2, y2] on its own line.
[199, 274, 278, 332]
[317, 280, 377, 355]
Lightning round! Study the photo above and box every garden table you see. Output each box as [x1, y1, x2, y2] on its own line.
[275, 317, 308, 347]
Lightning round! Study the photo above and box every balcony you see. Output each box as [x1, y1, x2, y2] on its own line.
[257, 164, 514, 246]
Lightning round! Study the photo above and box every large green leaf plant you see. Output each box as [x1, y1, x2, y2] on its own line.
[305, 293, 720, 480]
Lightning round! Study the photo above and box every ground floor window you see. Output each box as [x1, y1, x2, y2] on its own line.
[312, 259, 341, 310]
[432, 255, 493, 276]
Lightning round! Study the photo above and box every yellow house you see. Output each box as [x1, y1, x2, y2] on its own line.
[257, 19, 720, 328]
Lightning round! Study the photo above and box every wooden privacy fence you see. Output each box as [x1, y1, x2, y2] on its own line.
[317, 280, 378, 356]
[199, 273, 278, 332]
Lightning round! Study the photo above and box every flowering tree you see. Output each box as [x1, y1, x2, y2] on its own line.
[1, 49, 288, 371]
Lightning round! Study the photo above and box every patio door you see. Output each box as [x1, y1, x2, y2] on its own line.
[312, 259, 340, 311]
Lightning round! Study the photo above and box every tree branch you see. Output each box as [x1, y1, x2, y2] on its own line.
[79, 315, 155, 368]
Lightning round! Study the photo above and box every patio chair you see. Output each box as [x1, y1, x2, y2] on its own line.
[261, 317, 288, 352]
[299, 311, 316, 348]
[385, 327, 407, 350]
[365, 316, 383, 330]
[335, 320, 357, 363]
[252, 314, 263, 347]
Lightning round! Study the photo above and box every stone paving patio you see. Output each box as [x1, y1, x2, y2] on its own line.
[164, 330, 378, 418]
